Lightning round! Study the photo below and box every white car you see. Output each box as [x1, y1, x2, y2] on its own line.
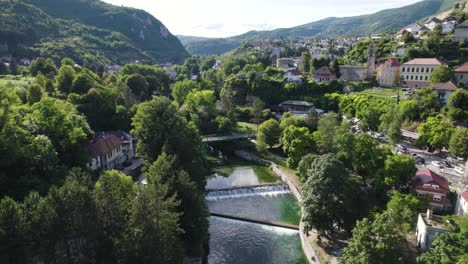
[454, 167, 464, 175]
[431, 161, 443, 168]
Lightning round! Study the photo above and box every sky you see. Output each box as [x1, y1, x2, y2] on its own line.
[102, 0, 423, 38]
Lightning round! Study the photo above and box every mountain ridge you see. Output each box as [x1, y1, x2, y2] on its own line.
[182, 0, 455, 56]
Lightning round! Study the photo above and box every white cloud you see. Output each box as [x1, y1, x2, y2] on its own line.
[102, 0, 422, 37]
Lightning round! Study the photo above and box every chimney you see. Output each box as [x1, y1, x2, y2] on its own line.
[427, 209, 432, 220]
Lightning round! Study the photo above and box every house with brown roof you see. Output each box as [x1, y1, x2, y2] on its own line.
[376, 58, 401, 87]
[432, 81, 459, 104]
[454, 61, 468, 86]
[87, 134, 124, 171]
[313, 66, 336, 83]
[285, 69, 303, 82]
[401, 58, 442, 88]
[396, 29, 409, 42]
[412, 169, 450, 211]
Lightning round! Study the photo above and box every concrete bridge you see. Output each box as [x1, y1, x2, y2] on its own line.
[202, 132, 257, 143]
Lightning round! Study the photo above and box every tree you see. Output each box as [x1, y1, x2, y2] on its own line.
[302, 155, 365, 237]
[301, 51, 311, 74]
[279, 112, 307, 130]
[56, 65, 75, 94]
[0, 196, 23, 262]
[430, 65, 453, 84]
[126, 73, 149, 98]
[131, 97, 207, 189]
[0, 62, 8, 75]
[416, 116, 454, 152]
[313, 112, 339, 154]
[257, 119, 281, 149]
[412, 87, 442, 120]
[29, 58, 57, 77]
[447, 89, 468, 122]
[380, 107, 403, 145]
[281, 125, 315, 168]
[72, 72, 96, 94]
[147, 154, 209, 258]
[384, 154, 417, 187]
[333, 122, 356, 169]
[297, 154, 320, 182]
[250, 98, 265, 127]
[182, 89, 217, 134]
[449, 128, 468, 159]
[332, 58, 341, 79]
[340, 213, 404, 264]
[353, 134, 389, 183]
[172, 79, 198, 106]
[61, 58, 75, 66]
[27, 84, 43, 105]
[94, 170, 136, 261]
[386, 192, 428, 233]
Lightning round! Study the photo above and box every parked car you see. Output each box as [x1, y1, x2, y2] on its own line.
[442, 161, 453, 168]
[455, 166, 464, 175]
[415, 157, 425, 165]
[431, 161, 443, 168]
[404, 91, 413, 96]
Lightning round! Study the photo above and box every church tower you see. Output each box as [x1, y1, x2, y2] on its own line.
[366, 41, 376, 80]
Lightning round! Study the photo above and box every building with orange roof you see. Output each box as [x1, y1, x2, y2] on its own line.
[376, 58, 401, 87]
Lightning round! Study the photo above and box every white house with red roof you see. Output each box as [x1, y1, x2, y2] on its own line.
[285, 69, 303, 82]
[87, 134, 124, 171]
[313, 66, 336, 83]
[412, 169, 450, 211]
[432, 81, 459, 104]
[401, 58, 443, 88]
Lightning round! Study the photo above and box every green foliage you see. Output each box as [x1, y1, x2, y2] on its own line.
[281, 125, 315, 168]
[430, 65, 454, 84]
[126, 73, 148, 98]
[416, 116, 454, 151]
[56, 65, 75, 94]
[121, 64, 170, 97]
[379, 107, 403, 145]
[26, 84, 42, 105]
[301, 51, 312, 74]
[302, 154, 366, 237]
[412, 87, 443, 121]
[313, 112, 339, 154]
[449, 128, 468, 159]
[182, 89, 218, 134]
[352, 134, 390, 183]
[340, 212, 404, 264]
[384, 155, 417, 187]
[29, 58, 57, 77]
[172, 79, 198, 106]
[72, 71, 96, 94]
[386, 192, 428, 233]
[257, 119, 281, 149]
[447, 89, 468, 122]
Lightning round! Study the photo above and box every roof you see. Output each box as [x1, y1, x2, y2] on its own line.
[403, 58, 442, 66]
[287, 69, 303, 76]
[89, 134, 122, 156]
[456, 20, 468, 28]
[95, 131, 133, 142]
[314, 66, 335, 76]
[455, 61, 468, 72]
[414, 169, 450, 191]
[397, 29, 408, 35]
[433, 81, 458, 91]
[279, 100, 313, 107]
[425, 17, 442, 24]
[387, 58, 400, 67]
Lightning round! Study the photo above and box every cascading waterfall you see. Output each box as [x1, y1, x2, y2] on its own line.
[206, 184, 290, 200]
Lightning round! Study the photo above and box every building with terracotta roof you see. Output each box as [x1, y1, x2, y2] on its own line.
[432, 81, 459, 104]
[412, 169, 450, 211]
[454, 61, 468, 86]
[87, 134, 124, 171]
[454, 20, 468, 42]
[376, 58, 401, 87]
[285, 69, 303, 82]
[313, 66, 336, 83]
[401, 58, 442, 88]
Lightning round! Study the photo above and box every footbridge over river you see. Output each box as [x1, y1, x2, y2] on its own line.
[202, 132, 257, 143]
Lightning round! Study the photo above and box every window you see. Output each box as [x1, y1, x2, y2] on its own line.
[426, 68, 429, 73]
[402, 67, 406, 72]
[433, 195, 441, 201]
[423, 184, 431, 188]
[425, 76, 428, 81]
[420, 76, 424, 80]
[412, 67, 415, 72]
[411, 76, 414, 80]
[432, 185, 439, 190]
[416, 67, 419, 73]
[461, 75, 464, 80]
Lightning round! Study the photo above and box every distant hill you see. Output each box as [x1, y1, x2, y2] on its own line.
[177, 35, 214, 45]
[184, 0, 454, 56]
[0, 0, 189, 64]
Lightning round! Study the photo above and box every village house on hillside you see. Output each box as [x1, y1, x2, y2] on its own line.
[276, 58, 298, 71]
[424, 17, 442, 31]
[454, 61, 468, 86]
[285, 69, 303, 82]
[432, 81, 459, 104]
[412, 169, 450, 212]
[313, 66, 336, 83]
[454, 20, 468, 42]
[376, 58, 400, 87]
[401, 58, 442, 88]
[87, 131, 136, 171]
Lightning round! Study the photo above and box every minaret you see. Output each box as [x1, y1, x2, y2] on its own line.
[366, 41, 376, 80]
